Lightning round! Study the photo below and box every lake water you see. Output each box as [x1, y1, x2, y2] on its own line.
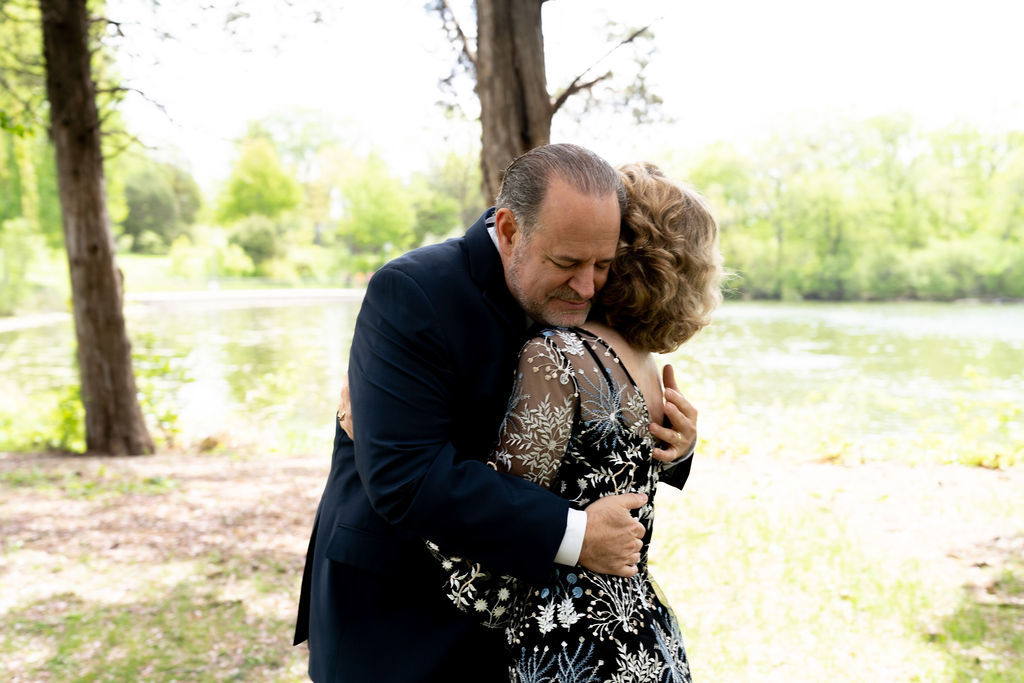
[2, 298, 1022, 458]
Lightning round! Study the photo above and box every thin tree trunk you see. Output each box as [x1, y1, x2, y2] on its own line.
[40, 0, 154, 455]
[476, 0, 551, 200]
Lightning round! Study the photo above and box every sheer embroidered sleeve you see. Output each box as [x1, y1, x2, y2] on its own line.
[425, 330, 582, 627]
[489, 331, 580, 488]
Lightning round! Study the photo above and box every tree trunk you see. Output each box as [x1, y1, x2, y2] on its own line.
[476, 0, 551, 200]
[40, 0, 154, 455]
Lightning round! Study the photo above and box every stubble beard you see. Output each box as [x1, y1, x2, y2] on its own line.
[507, 248, 590, 328]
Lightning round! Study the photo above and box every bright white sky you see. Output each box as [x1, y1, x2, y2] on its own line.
[110, 0, 1024, 191]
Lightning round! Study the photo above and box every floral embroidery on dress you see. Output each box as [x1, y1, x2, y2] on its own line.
[553, 328, 587, 357]
[426, 327, 691, 682]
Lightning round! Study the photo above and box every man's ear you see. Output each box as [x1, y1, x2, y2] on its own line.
[494, 208, 519, 256]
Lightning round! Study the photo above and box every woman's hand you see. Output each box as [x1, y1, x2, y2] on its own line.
[649, 364, 697, 463]
[337, 374, 354, 439]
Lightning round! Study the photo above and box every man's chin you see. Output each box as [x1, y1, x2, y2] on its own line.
[537, 304, 590, 328]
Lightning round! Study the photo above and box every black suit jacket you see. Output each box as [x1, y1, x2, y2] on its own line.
[295, 211, 572, 681]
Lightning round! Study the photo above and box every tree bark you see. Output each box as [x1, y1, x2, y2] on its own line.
[40, 0, 154, 455]
[476, 0, 551, 200]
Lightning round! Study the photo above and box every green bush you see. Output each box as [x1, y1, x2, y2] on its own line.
[905, 235, 1021, 300]
[0, 336, 191, 453]
[168, 230, 256, 281]
[229, 215, 287, 269]
[720, 233, 777, 299]
[167, 235, 207, 281]
[851, 244, 912, 300]
[118, 154, 201, 254]
[0, 217, 45, 315]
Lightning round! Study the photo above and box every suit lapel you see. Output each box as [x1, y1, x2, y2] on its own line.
[465, 209, 524, 336]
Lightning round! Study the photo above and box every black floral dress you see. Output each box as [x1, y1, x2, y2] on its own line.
[427, 327, 691, 682]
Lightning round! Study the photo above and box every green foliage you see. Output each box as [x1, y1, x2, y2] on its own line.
[0, 109, 31, 137]
[0, 335, 191, 453]
[402, 150, 487, 247]
[2, 583, 298, 682]
[246, 110, 353, 181]
[229, 214, 287, 269]
[0, 466, 176, 498]
[335, 154, 416, 270]
[417, 150, 487, 229]
[0, 124, 61, 314]
[1, 136, 26, 223]
[0, 0, 46, 136]
[685, 118, 1024, 301]
[132, 332, 193, 448]
[0, 381, 85, 453]
[167, 228, 255, 280]
[32, 135, 63, 248]
[0, 217, 45, 315]
[936, 563, 1024, 680]
[216, 138, 302, 224]
[118, 153, 202, 253]
[51, 383, 86, 452]
[410, 187, 460, 244]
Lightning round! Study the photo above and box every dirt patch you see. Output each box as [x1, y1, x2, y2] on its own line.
[0, 451, 328, 614]
[2, 450, 1022, 681]
[4, 451, 1021, 594]
[1, 450, 326, 553]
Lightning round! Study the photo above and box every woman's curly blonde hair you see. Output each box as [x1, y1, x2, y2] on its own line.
[596, 162, 724, 354]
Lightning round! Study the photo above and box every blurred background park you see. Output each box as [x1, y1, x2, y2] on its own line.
[1, 0, 1023, 681]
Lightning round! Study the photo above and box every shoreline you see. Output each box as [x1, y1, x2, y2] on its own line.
[0, 288, 367, 333]
[2, 291, 1020, 334]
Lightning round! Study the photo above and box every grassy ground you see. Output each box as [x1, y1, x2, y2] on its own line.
[1, 450, 1022, 682]
[0, 452, 318, 682]
[651, 458, 1024, 681]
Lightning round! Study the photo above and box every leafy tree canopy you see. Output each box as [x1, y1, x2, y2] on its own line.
[216, 137, 301, 223]
[118, 152, 202, 253]
[337, 153, 415, 259]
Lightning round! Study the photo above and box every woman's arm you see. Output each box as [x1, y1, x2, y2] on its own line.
[490, 333, 579, 488]
[425, 332, 581, 626]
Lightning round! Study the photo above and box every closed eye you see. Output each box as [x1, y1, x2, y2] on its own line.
[549, 258, 612, 271]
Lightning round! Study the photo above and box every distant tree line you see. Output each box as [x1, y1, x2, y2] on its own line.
[685, 115, 1024, 301]
[4, 111, 1024, 311]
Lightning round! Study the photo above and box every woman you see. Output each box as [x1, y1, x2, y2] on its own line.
[427, 161, 725, 681]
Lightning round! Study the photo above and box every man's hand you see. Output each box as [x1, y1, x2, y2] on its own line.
[336, 375, 353, 439]
[578, 492, 648, 577]
[650, 364, 697, 463]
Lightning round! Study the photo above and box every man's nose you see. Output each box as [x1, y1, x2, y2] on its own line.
[569, 265, 596, 300]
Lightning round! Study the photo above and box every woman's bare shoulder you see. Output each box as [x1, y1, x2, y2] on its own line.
[582, 321, 664, 421]
[580, 322, 649, 370]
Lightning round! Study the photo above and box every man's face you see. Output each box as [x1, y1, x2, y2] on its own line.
[498, 177, 621, 328]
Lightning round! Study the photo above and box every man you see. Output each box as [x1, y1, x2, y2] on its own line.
[295, 144, 697, 681]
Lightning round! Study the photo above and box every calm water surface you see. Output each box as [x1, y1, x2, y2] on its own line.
[670, 302, 1024, 437]
[2, 299, 1021, 452]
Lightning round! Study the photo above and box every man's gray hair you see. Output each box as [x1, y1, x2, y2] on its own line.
[495, 143, 626, 236]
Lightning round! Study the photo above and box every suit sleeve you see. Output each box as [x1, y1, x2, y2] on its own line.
[348, 265, 568, 583]
[658, 450, 694, 490]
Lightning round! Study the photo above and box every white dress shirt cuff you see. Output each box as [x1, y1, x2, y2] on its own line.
[554, 507, 587, 566]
